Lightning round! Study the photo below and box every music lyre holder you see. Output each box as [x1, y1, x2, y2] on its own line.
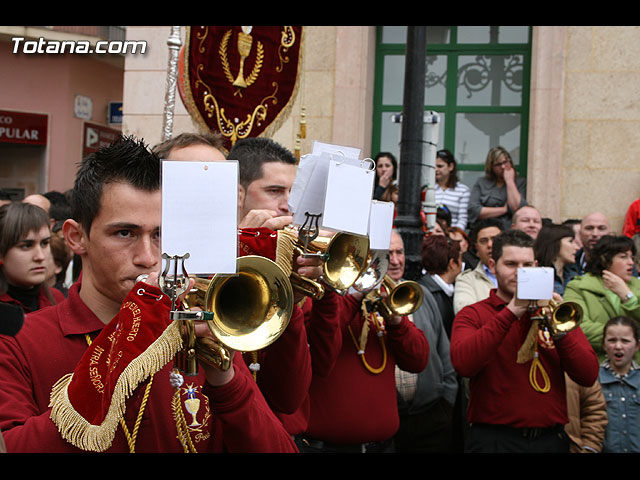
[160, 252, 213, 376]
[298, 212, 328, 261]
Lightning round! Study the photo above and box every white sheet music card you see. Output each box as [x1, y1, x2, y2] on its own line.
[516, 267, 554, 301]
[289, 153, 319, 215]
[161, 160, 238, 275]
[368, 201, 395, 250]
[322, 159, 375, 235]
[292, 151, 363, 227]
[311, 141, 361, 159]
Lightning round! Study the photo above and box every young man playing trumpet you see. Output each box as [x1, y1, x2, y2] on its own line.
[0, 136, 298, 453]
[450, 229, 598, 453]
[297, 230, 430, 452]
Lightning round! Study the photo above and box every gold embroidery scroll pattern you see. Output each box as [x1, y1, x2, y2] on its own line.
[276, 26, 296, 73]
[196, 26, 208, 53]
[195, 64, 279, 146]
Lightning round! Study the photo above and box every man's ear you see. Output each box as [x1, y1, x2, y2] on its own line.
[488, 257, 496, 274]
[237, 184, 246, 211]
[62, 219, 88, 256]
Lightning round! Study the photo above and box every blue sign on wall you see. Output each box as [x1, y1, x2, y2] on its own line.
[108, 102, 123, 125]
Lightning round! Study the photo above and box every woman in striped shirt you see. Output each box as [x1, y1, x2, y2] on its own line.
[434, 149, 470, 231]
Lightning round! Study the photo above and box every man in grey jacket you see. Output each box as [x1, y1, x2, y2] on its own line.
[391, 232, 458, 453]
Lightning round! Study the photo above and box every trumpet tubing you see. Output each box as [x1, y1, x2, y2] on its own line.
[179, 255, 294, 374]
[283, 228, 370, 298]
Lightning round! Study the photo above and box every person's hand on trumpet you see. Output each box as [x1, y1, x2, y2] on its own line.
[138, 272, 237, 387]
[292, 254, 324, 304]
[239, 209, 293, 231]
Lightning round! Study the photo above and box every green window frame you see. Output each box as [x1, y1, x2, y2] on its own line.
[371, 26, 533, 189]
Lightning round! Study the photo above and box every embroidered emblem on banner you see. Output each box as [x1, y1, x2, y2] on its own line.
[180, 26, 303, 151]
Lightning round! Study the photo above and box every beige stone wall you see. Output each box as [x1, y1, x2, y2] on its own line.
[123, 26, 375, 156]
[562, 26, 640, 233]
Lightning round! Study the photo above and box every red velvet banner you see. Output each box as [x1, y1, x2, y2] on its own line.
[180, 26, 303, 152]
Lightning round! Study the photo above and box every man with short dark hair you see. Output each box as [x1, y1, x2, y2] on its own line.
[0, 135, 297, 453]
[450, 229, 599, 453]
[229, 137, 298, 231]
[453, 218, 503, 313]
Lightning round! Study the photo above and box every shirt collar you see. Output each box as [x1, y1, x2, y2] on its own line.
[601, 359, 640, 380]
[482, 263, 498, 287]
[431, 274, 455, 296]
[57, 281, 107, 337]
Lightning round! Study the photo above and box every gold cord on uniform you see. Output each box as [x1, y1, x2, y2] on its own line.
[85, 333, 154, 453]
[348, 301, 387, 375]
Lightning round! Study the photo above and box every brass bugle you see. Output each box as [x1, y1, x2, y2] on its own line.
[179, 255, 294, 375]
[373, 274, 424, 319]
[538, 300, 583, 336]
[286, 229, 370, 300]
[353, 249, 390, 293]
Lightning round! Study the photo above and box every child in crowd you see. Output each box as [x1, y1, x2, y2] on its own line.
[599, 316, 640, 452]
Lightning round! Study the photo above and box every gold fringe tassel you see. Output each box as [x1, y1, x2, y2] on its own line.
[275, 230, 297, 277]
[516, 318, 539, 364]
[49, 320, 184, 452]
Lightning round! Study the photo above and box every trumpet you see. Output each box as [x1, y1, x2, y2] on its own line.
[535, 300, 583, 336]
[353, 249, 390, 293]
[178, 255, 294, 375]
[282, 227, 370, 300]
[366, 274, 424, 320]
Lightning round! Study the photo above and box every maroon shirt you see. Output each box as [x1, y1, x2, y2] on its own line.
[0, 282, 297, 453]
[270, 290, 344, 435]
[304, 293, 430, 444]
[450, 289, 599, 428]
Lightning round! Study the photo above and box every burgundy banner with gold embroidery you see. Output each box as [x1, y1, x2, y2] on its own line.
[180, 26, 303, 151]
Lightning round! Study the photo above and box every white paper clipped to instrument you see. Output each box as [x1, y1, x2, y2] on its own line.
[289, 141, 361, 214]
[322, 159, 375, 235]
[161, 160, 238, 275]
[516, 267, 554, 300]
[368, 200, 395, 250]
[290, 141, 375, 236]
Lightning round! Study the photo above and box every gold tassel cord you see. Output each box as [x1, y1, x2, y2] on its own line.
[275, 230, 297, 277]
[516, 317, 551, 394]
[529, 350, 551, 393]
[172, 386, 198, 453]
[516, 318, 539, 364]
[348, 301, 387, 375]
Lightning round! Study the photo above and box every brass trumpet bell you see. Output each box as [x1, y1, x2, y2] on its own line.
[370, 274, 424, 319]
[288, 230, 370, 299]
[182, 255, 294, 372]
[353, 249, 390, 293]
[320, 232, 370, 292]
[541, 300, 583, 336]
